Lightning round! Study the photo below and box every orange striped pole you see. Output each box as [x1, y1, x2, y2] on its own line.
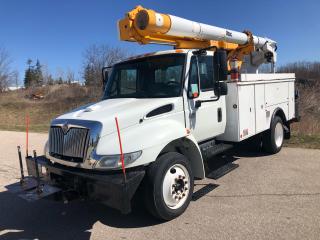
[115, 117, 126, 182]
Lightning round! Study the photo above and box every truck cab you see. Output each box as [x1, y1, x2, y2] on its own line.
[47, 49, 228, 174]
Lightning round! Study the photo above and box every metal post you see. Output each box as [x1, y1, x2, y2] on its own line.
[17, 146, 25, 184]
[33, 150, 42, 194]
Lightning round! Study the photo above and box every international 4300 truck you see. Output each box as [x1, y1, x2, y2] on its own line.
[9, 6, 299, 220]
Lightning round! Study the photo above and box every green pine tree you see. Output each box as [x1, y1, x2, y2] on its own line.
[24, 68, 33, 88]
[84, 64, 96, 86]
[34, 59, 43, 86]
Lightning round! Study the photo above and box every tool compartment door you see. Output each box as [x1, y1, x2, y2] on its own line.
[265, 82, 289, 107]
[238, 85, 256, 140]
[255, 84, 268, 133]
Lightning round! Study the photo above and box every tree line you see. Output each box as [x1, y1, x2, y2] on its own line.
[278, 61, 320, 86]
[1, 45, 319, 92]
[0, 44, 128, 92]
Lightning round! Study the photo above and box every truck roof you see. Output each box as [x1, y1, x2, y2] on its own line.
[121, 49, 189, 63]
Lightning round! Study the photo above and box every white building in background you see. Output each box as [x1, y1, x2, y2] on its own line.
[6, 86, 23, 91]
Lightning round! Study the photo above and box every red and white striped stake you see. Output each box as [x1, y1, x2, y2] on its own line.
[115, 117, 126, 182]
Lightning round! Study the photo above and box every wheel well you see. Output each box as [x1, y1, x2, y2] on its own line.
[158, 138, 205, 179]
[272, 107, 290, 138]
[272, 108, 287, 125]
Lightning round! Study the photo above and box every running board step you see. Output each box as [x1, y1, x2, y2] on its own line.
[207, 163, 239, 180]
[199, 140, 233, 159]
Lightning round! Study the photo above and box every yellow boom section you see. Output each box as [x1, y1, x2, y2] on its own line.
[118, 5, 239, 50]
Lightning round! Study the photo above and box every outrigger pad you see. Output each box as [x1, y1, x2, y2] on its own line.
[18, 184, 61, 202]
[5, 177, 61, 202]
[5, 177, 38, 194]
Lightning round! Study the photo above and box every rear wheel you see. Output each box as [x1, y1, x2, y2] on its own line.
[263, 116, 284, 154]
[144, 152, 194, 221]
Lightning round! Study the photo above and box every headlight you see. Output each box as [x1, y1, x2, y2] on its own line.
[95, 150, 142, 169]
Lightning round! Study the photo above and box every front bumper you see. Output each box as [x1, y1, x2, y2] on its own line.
[26, 156, 145, 214]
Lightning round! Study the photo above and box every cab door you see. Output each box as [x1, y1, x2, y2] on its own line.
[184, 53, 226, 142]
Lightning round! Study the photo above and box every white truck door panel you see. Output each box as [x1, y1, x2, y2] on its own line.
[186, 54, 226, 142]
[190, 92, 225, 141]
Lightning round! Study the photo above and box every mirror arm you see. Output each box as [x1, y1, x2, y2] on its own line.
[195, 92, 221, 108]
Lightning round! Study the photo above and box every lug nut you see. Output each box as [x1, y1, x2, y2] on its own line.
[185, 187, 188, 190]
[182, 176, 186, 179]
[182, 193, 186, 197]
[184, 181, 188, 184]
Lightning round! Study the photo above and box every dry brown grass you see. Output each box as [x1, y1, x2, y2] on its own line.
[291, 81, 320, 135]
[0, 85, 100, 132]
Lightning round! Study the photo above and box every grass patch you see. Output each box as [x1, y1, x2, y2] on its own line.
[0, 85, 98, 134]
[284, 134, 320, 149]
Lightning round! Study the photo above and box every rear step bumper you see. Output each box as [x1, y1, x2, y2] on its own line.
[13, 156, 145, 214]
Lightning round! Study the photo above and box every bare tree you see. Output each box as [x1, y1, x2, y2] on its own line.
[66, 68, 76, 84]
[0, 47, 14, 92]
[82, 44, 129, 87]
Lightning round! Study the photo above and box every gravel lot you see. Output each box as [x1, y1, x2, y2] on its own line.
[0, 130, 319, 240]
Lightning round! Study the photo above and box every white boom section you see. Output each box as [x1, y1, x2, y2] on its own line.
[119, 6, 278, 71]
[166, 15, 276, 49]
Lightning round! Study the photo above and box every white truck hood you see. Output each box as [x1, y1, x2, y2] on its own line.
[55, 98, 180, 137]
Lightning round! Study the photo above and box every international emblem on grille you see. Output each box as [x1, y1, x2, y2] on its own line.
[62, 122, 69, 135]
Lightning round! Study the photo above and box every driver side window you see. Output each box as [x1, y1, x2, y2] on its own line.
[189, 56, 214, 92]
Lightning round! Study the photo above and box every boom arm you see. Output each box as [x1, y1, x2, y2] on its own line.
[118, 6, 277, 70]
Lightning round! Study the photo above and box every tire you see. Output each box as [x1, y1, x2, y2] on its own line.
[144, 152, 194, 221]
[262, 116, 284, 154]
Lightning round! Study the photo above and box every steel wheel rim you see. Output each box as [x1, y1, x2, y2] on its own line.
[162, 164, 190, 210]
[275, 122, 284, 148]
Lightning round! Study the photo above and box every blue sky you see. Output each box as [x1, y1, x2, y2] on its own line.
[1, 0, 319, 85]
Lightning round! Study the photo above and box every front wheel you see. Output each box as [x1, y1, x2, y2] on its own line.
[144, 152, 194, 221]
[262, 116, 284, 154]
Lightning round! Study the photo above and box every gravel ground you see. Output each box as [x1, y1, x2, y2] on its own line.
[0, 130, 319, 240]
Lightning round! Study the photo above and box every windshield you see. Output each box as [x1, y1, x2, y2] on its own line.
[103, 54, 185, 99]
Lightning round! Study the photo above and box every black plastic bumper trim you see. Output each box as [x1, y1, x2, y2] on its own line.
[26, 156, 145, 214]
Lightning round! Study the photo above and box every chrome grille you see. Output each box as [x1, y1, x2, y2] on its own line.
[49, 126, 90, 162]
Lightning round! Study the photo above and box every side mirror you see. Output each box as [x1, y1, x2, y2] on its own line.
[214, 49, 228, 82]
[219, 82, 228, 96]
[213, 49, 228, 97]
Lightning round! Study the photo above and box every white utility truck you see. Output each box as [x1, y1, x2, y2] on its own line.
[10, 6, 299, 220]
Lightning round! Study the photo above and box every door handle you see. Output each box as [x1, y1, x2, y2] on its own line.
[218, 108, 222, 122]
